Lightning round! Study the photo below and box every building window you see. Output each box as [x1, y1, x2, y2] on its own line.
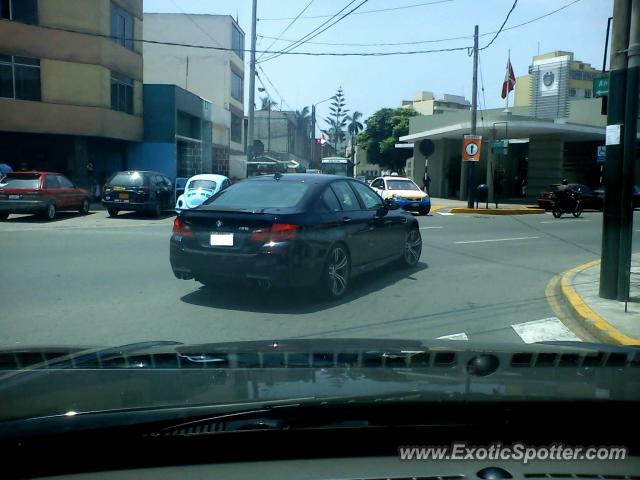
[231, 24, 244, 59]
[0, 55, 41, 101]
[585, 89, 592, 98]
[231, 70, 243, 102]
[0, 0, 38, 23]
[110, 2, 134, 50]
[110, 72, 133, 113]
[230, 112, 242, 143]
[569, 88, 577, 97]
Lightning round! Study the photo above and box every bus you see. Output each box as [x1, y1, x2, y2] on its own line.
[320, 157, 350, 177]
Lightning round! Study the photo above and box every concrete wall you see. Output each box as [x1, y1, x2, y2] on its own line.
[41, 60, 110, 108]
[514, 75, 531, 107]
[128, 142, 177, 180]
[39, 0, 110, 34]
[568, 99, 607, 127]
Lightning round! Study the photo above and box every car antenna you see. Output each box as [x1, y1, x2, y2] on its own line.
[274, 172, 282, 181]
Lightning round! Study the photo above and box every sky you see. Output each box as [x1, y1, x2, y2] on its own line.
[144, 0, 613, 135]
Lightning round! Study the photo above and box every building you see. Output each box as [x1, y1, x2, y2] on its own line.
[143, 13, 245, 177]
[514, 51, 602, 119]
[252, 110, 310, 171]
[128, 84, 213, 180]
[400, 99, 610, 200]
[401, 91, 471, 116]
[353, 145, 381, 180]
[0, 0, 143, 191]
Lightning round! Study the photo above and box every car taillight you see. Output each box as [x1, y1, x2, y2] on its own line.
[250, 223, 299, 243]
[172, 218, 193, 238]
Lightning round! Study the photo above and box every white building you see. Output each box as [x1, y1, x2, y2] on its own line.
[143, 14, 246, 177]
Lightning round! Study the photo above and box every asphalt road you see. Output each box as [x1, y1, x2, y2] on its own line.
[1, 208, 638, 347]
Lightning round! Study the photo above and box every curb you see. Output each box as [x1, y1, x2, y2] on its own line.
[559, 259, 639, 345]
[449, 207, 545, 215]
[430, 205, 447, 213]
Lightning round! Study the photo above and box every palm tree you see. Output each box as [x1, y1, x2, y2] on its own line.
[293, 107, 311, 159]
[260, 96, 278, 111]
[346, 111, 364, 149]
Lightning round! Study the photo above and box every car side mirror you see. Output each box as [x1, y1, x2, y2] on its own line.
[383, 198, 399, 210]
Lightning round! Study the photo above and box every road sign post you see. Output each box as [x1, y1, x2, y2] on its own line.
[463, 135, 482, 161]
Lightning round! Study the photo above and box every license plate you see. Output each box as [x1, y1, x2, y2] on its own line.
[210, 233, 234, 246]
[8, 195, 20, 200]
[118, 193, 129, 200]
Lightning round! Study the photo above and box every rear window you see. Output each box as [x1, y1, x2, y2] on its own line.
[204, 180, 310, 209]
[188, 180, 217, 190]
[0, 174, 41, 189]
[107, 172, 146, 187]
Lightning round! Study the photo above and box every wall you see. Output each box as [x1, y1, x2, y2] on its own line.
[38, 0, 110, 34]
[514, 75, 531, 107]
[128, 142, 177, 180]
[40, 60, 110, 108]
[527, 135, 564, 197]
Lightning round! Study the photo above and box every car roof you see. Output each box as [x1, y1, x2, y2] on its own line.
[187, 174, 229, 182]
[381, 176, 413, 181]
[112, 170, 164, 176]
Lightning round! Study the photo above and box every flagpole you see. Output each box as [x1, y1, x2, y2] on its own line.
[505, 49, 510, 112]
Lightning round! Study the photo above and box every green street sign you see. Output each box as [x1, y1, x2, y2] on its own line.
[594, 76, 609, 97]
[491, 139, 508, 154]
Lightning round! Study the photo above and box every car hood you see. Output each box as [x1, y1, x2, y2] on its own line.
[386, 189, 427, 199]
[0, 338, 638, 423]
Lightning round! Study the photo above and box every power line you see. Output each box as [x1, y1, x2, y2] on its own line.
[258, 0, 452, 21]
[258, 65, 290, 109]
[480, 0, 518, 50]
[256, 0, 581, 48]
[257, 0, 362, 63]
[169, 0, 225, 49]
[256, 0, 315, 61]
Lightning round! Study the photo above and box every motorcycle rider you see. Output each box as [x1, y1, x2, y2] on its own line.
[554, 179, 578, 212]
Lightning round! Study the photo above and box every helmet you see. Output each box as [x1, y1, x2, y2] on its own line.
[561, 178, 568, 185]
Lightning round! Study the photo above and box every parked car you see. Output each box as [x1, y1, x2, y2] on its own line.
[369, 175, 431, 215]
[175, 174, 231, 213]
[170, 174, 422, 299]
[537, 183, 603, 211]
[0, 171, 90, 221]
[102, 171, 174, 218]
[594, 185, 640, 210]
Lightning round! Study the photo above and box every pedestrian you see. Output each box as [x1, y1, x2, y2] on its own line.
[423, 172, 431, 195]
[521, 177, 527, 198]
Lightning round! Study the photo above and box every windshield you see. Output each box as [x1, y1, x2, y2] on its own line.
[2, 0, 639, 446]
[386, 179, 420, 191]
[188, 179, 217, 190]
[204, 180, 309, 209]
[106, 172, 145, 187]
[0, 174, 40, 189]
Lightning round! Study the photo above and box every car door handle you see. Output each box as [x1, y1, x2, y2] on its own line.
[342, 217, 351, 223]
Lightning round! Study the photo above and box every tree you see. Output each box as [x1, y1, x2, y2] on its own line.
[293, 107, 311, 157]
[260, 96, 278, 111]
[357, 107, 418, 172]
[346, 111, 364, 148]
[322, 87, 349, 155]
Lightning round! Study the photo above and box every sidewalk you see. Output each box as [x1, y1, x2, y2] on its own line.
[429, 196, 544, 215]
[560, 254, 640, 345]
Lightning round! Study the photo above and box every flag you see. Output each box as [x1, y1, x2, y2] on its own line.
[501, 57, 516, 99]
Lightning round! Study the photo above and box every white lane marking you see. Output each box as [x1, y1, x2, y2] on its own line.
[438, 212, 455, 216]
[455, 236, 540, 244]
[511, 317, 582, 344]
[420, 226, 443, 230]
[437, 332, 469, 341]
[540, 220, 591, 224]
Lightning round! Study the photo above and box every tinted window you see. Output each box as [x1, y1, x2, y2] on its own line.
[231, 70, 243, 102]
[58, 176, 74, 188]
[387, 179, 420, 191]
[107, 172, 145, 187]
[205, 180, 310, 209]
[322, 187, 341, 212]
[0, 174, 40, 189]
[371, 179, 384, 189]
[44, 175, 60, 189]
[350, 181, 383, 210]
[330, 181, 360, 211]
[110, 73, 133, 114]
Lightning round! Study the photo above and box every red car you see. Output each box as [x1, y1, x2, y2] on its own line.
[537, 183, 603, 211]
[0, 171, 91, 221]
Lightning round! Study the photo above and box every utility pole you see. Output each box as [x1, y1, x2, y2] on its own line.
[467, 25, 479, 208]
[246, 0, 258, 167]
[617, 0, 639, 301]
[310, 104, 316, 168]
[600, 0, 631, 300]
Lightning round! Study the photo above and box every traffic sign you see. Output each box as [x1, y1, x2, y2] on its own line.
[594, 76, 609, 97]
[463, 135, 482, 161]
[491, 139, 508, 154]
[596, 145, 606, 164]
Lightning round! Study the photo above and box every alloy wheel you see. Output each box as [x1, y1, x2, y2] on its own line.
[327, 246, 349, 298]
[404, 229, 422, 266]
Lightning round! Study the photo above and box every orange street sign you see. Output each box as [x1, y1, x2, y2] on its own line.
[462, 135, 482, 161]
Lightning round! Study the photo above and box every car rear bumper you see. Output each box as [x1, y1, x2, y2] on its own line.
[0, 199, 47, 213]
[170, 238, 319, 288]
[102, 200, 156, 212]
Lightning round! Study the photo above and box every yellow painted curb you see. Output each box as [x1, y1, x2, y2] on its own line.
[560, 259, 640, 345]
[449, 207, 546, 215]
[430, 205, 447, 213]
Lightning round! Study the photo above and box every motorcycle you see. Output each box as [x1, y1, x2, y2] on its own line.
[552, 190, 582, 218]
